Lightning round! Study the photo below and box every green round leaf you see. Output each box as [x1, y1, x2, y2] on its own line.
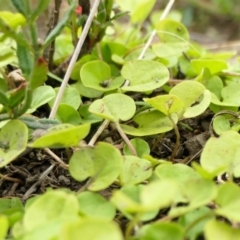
[72, 81, 103, 98]
[56, 104, 81, 125]
[29, 124, 90, 148]
[61, 219, 123, 240]
[215, 183, 240, 222]
[89, 93, 136, 121]
[28, 86, 55, 113]
[121, 60, 169, 92]
[123, 138, 150, 157]
[0, 120, 28, 168]
[0, 216, 8, 239]
[213, 115, 231, 135]
[205, 220, 240, 240]
[49, 86, 81, 110]
[155, 19, 189, 43]
[77, 192, 116, 220]
[121, 110, 175, 136]
[144, 94, 184, 116]
[200, 131, 240, 177]
[140, 222, 184, 240]
[170, 80, 211, 118]
[69, 142, 123, 191]
[155, 164, 201, 186]
[23, 190, 79, 234]
[115, 0, 155, 24]
[119, 155, 152, 186]
[191, 59, 228, 75]
[81, 60, 123, 92]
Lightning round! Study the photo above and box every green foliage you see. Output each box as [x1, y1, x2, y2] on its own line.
[1, 0, 240, 239]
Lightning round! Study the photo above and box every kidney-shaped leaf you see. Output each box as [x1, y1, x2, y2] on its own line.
[121, 60, 169, 92]
[77, 192, 116, 220]
[69, 142, 122, 191]
[121, 110, 175, 136]
[200, 131, 240, 177]
[119, 155, 152, 186]
[144, 94, 184, 116]
[29, 124, 90, 148]
[155, 19, 189, 43]
[0, 120, 28, 168]
[215, 182, 240, 222]
[81, 60, 124, 92]
[23, 190, 79, 232]
[170, 80, 211, 118]
[28, 85, 55, 113]
[89, 93, 136, 121]
[205, 220, 240, 240]
[191, 58, 228, 75]
[140, 222, 185, 240]
[61, 219, 123, 240]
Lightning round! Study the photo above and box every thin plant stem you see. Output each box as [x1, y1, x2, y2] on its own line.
[138, 0, 175, 60]
[169, 116, 180, 162]
[0, 173, 22, 183]
[44, 148, 68, 168]
[125, 214, 141, 240]
[88, 119, 110, 146]
[49, 0, 101, 119]
[114, 121, 137, 156]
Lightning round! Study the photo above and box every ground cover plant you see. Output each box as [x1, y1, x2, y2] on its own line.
[1, 0, 240, 239]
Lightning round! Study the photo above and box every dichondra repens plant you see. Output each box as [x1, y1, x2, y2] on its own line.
[1, 0, 240, 239]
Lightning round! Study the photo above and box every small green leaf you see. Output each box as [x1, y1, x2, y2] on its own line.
[152, 42, 188, 58]
[49, 86, 82, 110]
[69, 142, 122, 191]
[0, 11, 26, 28]
[29, 124, 90, 148]
[77, 192, 116, 220]
[179, 207, 214, 240]
[119, 155, 152, 186]
[169, 179, 217, 217]
[170, 80, 211, 118]
[28, 85, 55, 113]
[73, 81, 103, 98]
[60, 219, 123, 240]
[121, 60, 169, 92]
[23, 190, 79, 234]
[89, 93, 136, 121]
[155, 19, 189, 43]
[0, 89, 9, 107]
[205, 220, 240, 240]
[140, 180, 177, 211]
[78, 104, 103, 124]
[81, 60, 124, 92]
[56, 104, 81, 125]
[115, 0, 156, 24]
[215, 182, 240, 222]
[121, 110, 174, 136]
[213, 115, 231, 135]
[0, 120, 28, 168]
[200, 131, 240, 177]
[191, 58, 228, 75]
[140, 222, 185, 240]
[0, 216, 8, 240]
[30, 57, 48, 90]
[123, 138, 150, 157]
[155, 163, 202, 186]
[144, 94, 184, 116]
